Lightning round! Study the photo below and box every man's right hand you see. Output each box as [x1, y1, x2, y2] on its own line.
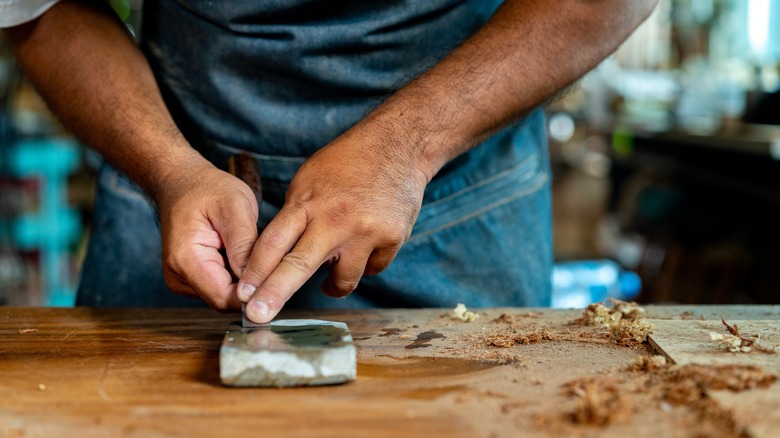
[156, 163, 259, 311]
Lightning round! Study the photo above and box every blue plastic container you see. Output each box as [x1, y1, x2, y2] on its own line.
[551, 259, 641, 309]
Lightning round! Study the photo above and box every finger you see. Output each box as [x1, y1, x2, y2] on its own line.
[322, 252, 370, 298]
[176, 244, 242, 310]
[244, 225, 339, 323]
[166, 268, 242, 311]
[237, 203, 308, 302]
[186, 247, 241, 310]
[212, 187, 259, 278]
[364, 245, 401, 275]
[163, 269, 197, 297]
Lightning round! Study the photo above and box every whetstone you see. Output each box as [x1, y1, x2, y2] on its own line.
[220, 319, 357, 387]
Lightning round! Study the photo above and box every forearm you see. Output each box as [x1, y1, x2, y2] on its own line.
[3, 0, 209, 202]
[358, 0, 658, 181]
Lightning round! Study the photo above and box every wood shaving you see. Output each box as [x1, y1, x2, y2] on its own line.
[573, 300, 654, 347]
[608, 298, 646, 320]
[614, 319, 655, 347]
[451, 303, 479, 322]
[18, 328, 38, 334]
[574, 303, 611, 326]
[710, 332, 752, 353]
[709, 318, 776, 354]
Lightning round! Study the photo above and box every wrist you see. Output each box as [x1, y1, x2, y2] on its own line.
[358, 95, 460, 184]
[140, 138, 215, 206]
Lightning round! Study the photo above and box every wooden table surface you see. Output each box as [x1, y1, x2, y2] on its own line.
[1, 305, 778, 437]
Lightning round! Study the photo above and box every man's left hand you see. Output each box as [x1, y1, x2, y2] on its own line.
[237, 128, 428, 323]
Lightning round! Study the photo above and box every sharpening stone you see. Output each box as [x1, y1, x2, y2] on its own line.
[219, 318, 357, 387]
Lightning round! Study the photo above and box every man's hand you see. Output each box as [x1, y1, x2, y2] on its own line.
[157, 163, 260, 311]
[238, 129, 429, 322]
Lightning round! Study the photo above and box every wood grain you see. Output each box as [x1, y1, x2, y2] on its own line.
[1, 306, 778, 437]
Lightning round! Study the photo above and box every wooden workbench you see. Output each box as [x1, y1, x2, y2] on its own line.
[1, 306, 778, 437]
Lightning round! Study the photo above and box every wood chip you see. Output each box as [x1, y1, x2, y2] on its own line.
[710, 318, 777, 354]
[451, 303, 479, 322]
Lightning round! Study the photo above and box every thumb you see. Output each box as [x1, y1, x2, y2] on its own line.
[213, 187, 259, 278]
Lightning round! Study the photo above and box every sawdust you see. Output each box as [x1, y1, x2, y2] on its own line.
[485, 333, 514, 348]
[627, 354, 668, 372]
[563, 376, 632, 426]
[663, 364, 777, 392]
[573, 330, 613, 344]
[492, 313, 520, 325]
[516, 329, 557, 345]
[545, 357, 777, 435]
[654, 364, 776, 437]
[629, 359, 776, 437]
[479, 350, 522, 366]
[450, 332, 524, 366]
[484, 328, 558, 348]
[480, 319, 634, 350]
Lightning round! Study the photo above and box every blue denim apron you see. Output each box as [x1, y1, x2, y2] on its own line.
[77, 0, 553, 308]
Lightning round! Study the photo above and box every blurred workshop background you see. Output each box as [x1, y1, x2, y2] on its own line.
[1, 0, 779, 308]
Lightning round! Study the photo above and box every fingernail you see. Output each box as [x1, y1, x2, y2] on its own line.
[249, 300, 271, 322]
[238, 283, 256, 302]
